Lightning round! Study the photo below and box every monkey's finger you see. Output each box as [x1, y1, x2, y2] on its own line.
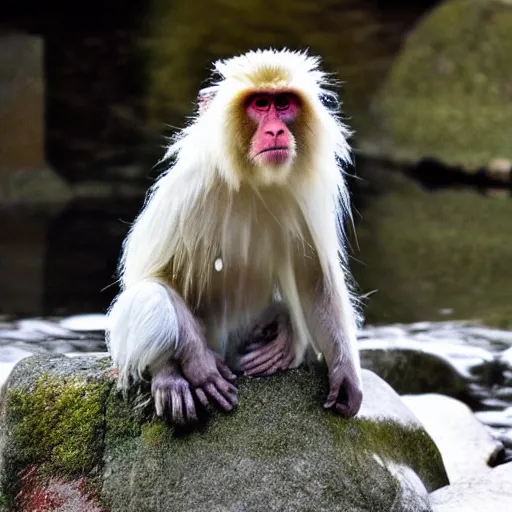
[324, 377, 343, 409]
[215, 358, 237, 381]
[205, 382, 233, 411]
[240, 341, 284, 370]
[244, 342, 267, 353]
[182, 387, 198, 423]
[213, 377, 239, 406]
[260, 358, 286, 376]
[281, 350, 295, 370]
[153, 389, 165, 417]
[171, 388, 185, 425]
[195, 388, 211, 410]
[243, 349, 284, 376]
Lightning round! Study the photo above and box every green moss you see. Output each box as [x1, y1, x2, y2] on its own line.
[7, 373, 109, 475]
[371, 0, 512, 168]
[351, 164, 512, 325]
[326, 416, 446, 491]
[141, 420, 170, 446]
[104, 386, 144, 446]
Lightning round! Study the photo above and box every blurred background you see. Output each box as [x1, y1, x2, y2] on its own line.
[2, 0, 512, 426]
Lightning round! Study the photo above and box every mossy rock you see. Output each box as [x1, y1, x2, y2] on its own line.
[0, 354, 448, 511]
[361, 0, 512, 169]
[0, 355, 114, 510]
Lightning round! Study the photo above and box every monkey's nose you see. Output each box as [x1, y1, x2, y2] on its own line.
[265, 129, 285, 137]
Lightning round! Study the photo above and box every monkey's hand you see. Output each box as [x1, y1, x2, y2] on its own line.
[324, 358, 363, 418]
[240, 315, 295, 377]
[179, 346, 239, 413]
[152, 361, 199, 425]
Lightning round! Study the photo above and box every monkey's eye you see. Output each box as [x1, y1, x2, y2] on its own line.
[274, 94, 291, 110]
[252, 96, 271, 110]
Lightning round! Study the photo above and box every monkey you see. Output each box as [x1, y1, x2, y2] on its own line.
[106, 48, 363, 425]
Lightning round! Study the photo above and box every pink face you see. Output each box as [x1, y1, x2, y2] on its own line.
[246, 92, 300, 166]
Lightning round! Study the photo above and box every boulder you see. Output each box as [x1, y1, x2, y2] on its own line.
[401, 394, 504, 483]
[360, 0, 512, 171]
[0, 355, 448, 511]
[430, 462, 512, 512]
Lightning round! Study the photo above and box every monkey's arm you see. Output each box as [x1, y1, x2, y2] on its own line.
[107, 280, 238, 422]
[303, 275, 363, 418]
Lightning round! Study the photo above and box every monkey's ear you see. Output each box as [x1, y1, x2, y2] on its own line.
[197, 89, 217, 114]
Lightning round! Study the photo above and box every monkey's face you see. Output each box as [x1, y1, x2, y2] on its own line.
[243, 91, 301, 185]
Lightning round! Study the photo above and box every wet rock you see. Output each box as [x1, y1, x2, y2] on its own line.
[429, 462, 512, 512]
[359, 338, 489, 398]
[475, 407, 512, 429]
[59, 314, 107, 333]
[0, 355, 448, 512]
[401, 394, 504, 483]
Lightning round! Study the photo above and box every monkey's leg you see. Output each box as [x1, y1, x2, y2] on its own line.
[107, 280, 238, 422]
[240, 303, 295, 377]
[304, 281, 363, 418]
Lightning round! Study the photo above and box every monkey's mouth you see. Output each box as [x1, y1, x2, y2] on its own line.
[258, 146, 289, 154]
[257, 146, 290, 165]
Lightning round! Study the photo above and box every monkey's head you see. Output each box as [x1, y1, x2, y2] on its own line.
[172, 49, 351, 190]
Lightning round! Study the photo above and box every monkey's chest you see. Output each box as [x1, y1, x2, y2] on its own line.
[205, 253, 276, 312]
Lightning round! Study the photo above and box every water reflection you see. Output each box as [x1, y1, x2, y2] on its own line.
[0, 198, 143, 317]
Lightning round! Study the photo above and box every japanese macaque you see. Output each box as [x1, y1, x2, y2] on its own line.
[106, 48, 363, 425]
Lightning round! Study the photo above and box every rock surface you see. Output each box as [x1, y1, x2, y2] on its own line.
[0, 355, 448, 511]
[401, 394, 504, 483]
[429, 462, 512, 512]
[361, 0, 512, 170]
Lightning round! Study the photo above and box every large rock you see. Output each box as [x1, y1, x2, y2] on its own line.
[401, 394, 504, 483]
[0, 355, 448, 511]
[361, 0, 512, 171]
[430, 462, 512, 512]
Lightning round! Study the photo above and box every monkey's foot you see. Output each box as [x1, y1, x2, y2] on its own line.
[152, 362, 199, 425]
[324, 363, 363, 418]
[240, 320, 294, 377]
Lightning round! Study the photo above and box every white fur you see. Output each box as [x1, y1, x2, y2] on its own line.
[106, 48, 361, 388]
[106, 280, 179, 388]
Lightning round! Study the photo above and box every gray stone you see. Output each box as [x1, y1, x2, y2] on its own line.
[401, 394, 504, 483]
[359, 340, 469, 397]
[59, 314, 108, 333]
[430, 462, 512, 512]
[0, 355, 448, 511]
